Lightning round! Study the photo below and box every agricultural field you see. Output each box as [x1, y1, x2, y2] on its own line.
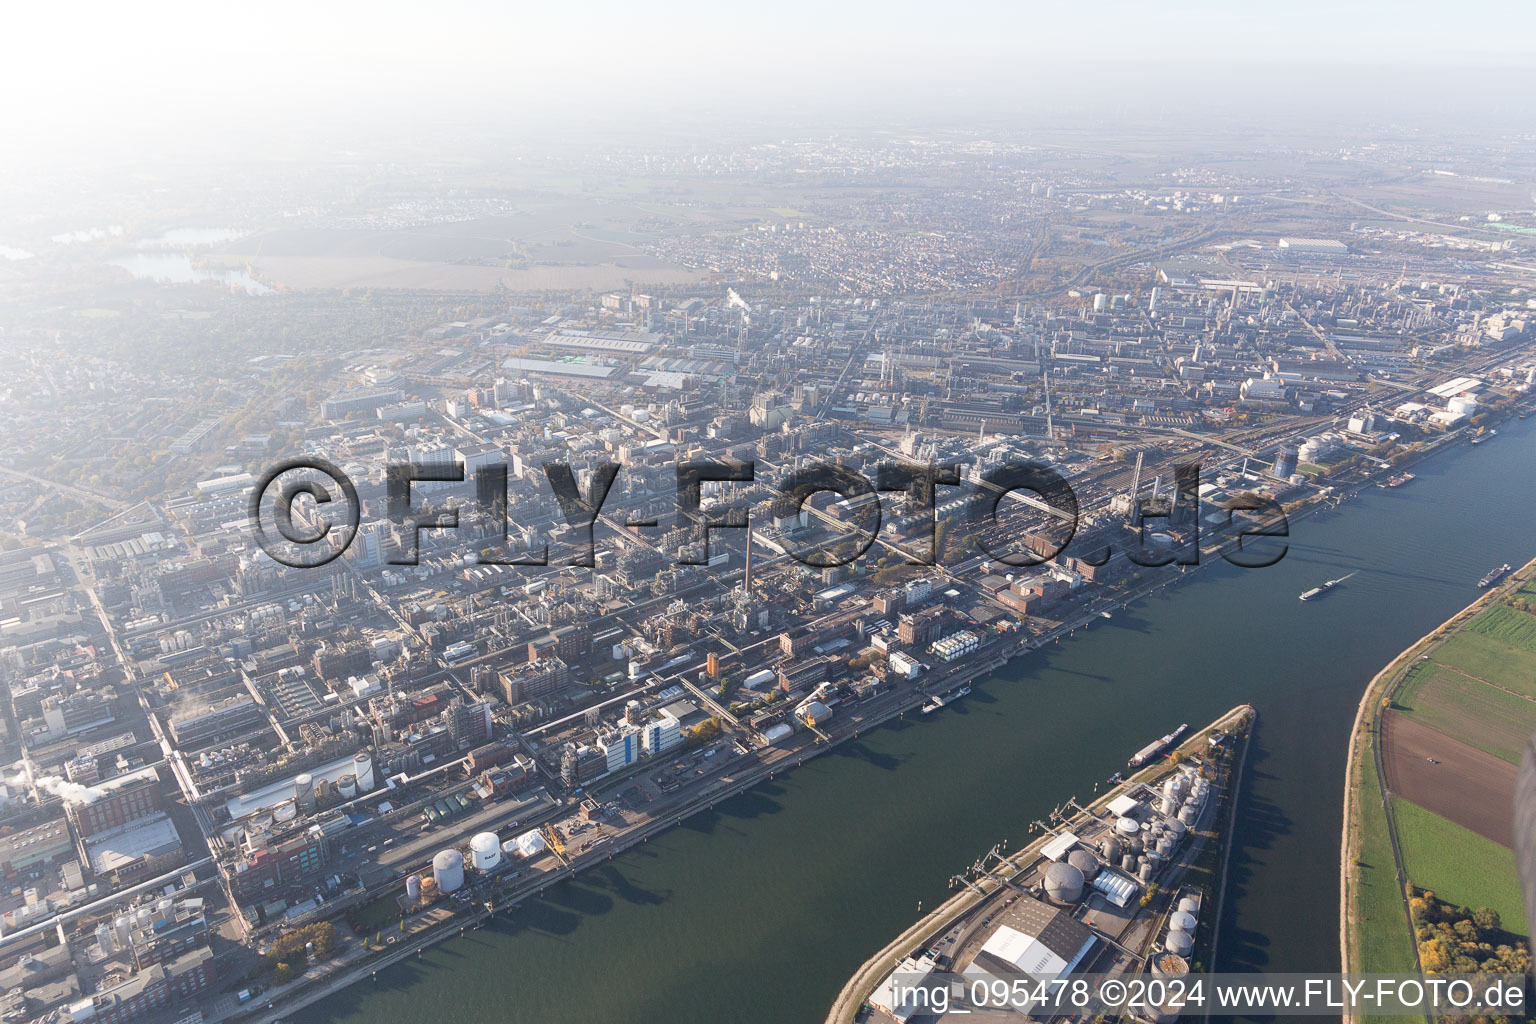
[1430, 631, 1536, 698]
[1390, 797, 1527, 931]
[1353, 752, 1418, 975]
[1393, 659, 1536, 764]
[1464, 604, 1536, 653]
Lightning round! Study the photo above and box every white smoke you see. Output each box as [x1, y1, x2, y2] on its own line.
[4, 763, 104, 805]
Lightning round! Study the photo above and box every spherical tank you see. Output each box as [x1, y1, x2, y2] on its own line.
[469, 832, 502, 871]
[432, 849, 465, 893]
[1043, 862, 1085, 903]
[1066, 849, 1100, 880]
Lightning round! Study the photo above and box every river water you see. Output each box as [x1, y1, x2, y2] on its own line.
[296, 414, 1536, 1024]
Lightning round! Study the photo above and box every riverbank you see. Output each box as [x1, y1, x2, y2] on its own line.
[290, 407, 1536, 1024]
[824, 704, 1255, 1024]
[1340, 553, 1536, 1022]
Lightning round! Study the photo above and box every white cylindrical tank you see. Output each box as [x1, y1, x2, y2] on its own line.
[1165, 928, 1194, 956]
[338, 774, 357, 799]
[96, 923, 114, 952]
[156, 898, 173, 922]
[1120, 854, 1137, 872]
[1159, 795, 1177, 816]
[1170, 910, 1197, 933]
[470, 832, 502, 871]
[352, 752, 375, 793]
[1177, 896, 1199, 915]
[1157, 837, 1176, 858]
[1115, 817, 1140, 836]
[294, 773, 316, 813]
[113, 916, 131, 946]
[1138, 860, 1155, 882]
[1167, 817, 1188, 836]
[433, 849, 465, 893]
[1178, 806, 1198, 825]
[406, 875, 421, 901]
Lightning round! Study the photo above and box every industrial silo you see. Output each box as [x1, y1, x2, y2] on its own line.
[1159, 795, 1178, 816]
[1178, 805, 1197, 826]
[469, 832, 502, 871]
[338, 774, 357, 799]
[406, 875, 421, 901]
[352, 752, 375, 793]
[95, 923, 114, 953]
[1043, 862, 1085, 903]
[1067, 849, 1100, 881]
[1120, 854, 1137, 872]
[433, 849, 465, 893]
[1177, 896, 1199, 916]
[1165, 928, 1194, 956]
[113, 916, 131, 947]
[1138, 860, 1155, 882]
[1169, 910, 1197, 934]
[1157, 837, 1176, 858]
[1100, 836, 1122, 863]
[294, 773, 317, 813]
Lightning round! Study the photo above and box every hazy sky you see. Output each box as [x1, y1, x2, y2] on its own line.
[4, 0, 1534, 166]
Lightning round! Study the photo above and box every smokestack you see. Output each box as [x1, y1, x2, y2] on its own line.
[744, 524, 752, 597]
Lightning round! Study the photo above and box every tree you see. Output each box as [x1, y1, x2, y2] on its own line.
[273, 962, 297, 984]
[1474, 907, 1502, 933]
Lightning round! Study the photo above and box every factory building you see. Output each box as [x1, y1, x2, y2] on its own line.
[962, 896, 1097, 985]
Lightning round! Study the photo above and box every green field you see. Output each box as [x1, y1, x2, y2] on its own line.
[1354, 754, 1418, 973]
[1394, 660, 1536, 763]
[1391, 797, 1527, 931]
[1465, 604, 1536, 652]
[1431, 631, 1536, 698]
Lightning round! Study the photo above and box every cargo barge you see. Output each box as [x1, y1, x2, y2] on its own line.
[1129, 722, 1188, 767]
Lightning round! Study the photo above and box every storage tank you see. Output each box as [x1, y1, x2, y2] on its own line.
[1120, 854, 1137, 872]
[338, 774, 357, 799]
[1066, 849, 1100, 881]
[1178, 805, 1197, 825]
[156, 898, 173, 922]
[95, 923, 114, 953]
[113, 916, 131, 946]
[294, 773, 317, 813]
[1169, 910, 1197, 933]
[352, 752, 375, 793]
[1159, 795, 1178, 816]
[1115, 817, 1140, 836]
[406, 875, 421, 901]
[1165, 928, 1194, 956]
[1177, 896, 1199, 915]
[274, 801, 298, 823]
[1043, 862, 1085, 903]
[1152, 951, 1190, 977]
[1099, 837, 1122, 863]
[433, 849, 465, 893]
[1138, 860, 1155, 882]
[1157, 837, 1176, 858]
[470, 832, 502, 871]
[1167, 817, 1188, 836]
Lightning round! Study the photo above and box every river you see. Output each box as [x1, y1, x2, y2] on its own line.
[295, 414, 1536, 1024]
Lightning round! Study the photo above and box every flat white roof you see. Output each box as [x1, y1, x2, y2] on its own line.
[1041, 831, 1079, 862]
[1107, 794, 1141, 817]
